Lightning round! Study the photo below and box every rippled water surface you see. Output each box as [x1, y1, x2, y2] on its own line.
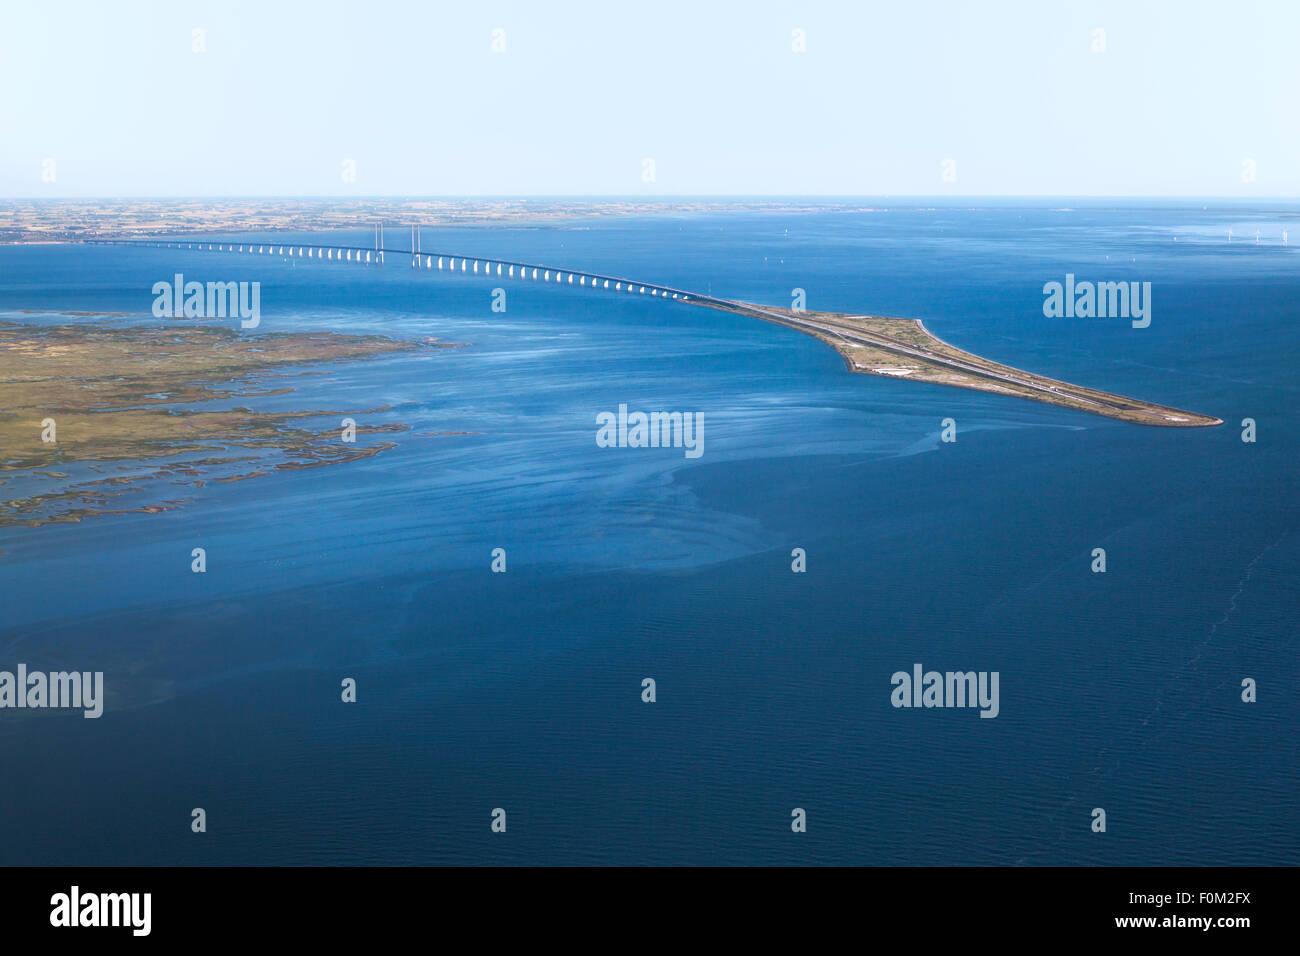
[1, 202, 1296, 864]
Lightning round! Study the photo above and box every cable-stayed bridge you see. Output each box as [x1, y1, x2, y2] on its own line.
[85, 226, 710, 305]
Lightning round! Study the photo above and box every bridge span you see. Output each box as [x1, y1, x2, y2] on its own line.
[84, 236, 711, 306]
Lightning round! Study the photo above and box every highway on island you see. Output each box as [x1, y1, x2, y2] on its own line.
[718, 301, 1116, 412]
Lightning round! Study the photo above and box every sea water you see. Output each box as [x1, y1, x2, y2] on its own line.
[0, 200, 1295, 864]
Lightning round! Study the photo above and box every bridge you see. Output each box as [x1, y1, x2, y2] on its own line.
[81, 231, 1223, 427]
[85, 229, 707, 306]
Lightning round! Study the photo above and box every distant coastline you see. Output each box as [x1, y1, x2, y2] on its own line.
[0, 197, 884, 244]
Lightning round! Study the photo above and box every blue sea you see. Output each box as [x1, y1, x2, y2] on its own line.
[0, 200, 1296, 865]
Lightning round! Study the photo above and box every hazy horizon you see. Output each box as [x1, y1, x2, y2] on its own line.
[7, 195, 1300, 202]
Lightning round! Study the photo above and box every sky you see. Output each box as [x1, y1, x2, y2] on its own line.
[1, 0, 1297, 197]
